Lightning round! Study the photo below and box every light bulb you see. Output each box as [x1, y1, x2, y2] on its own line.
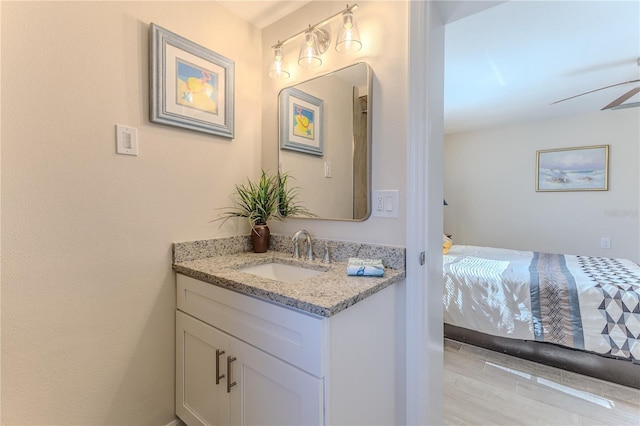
[298, 29, 322, 68]
[336, 10, 362, 54]
[268, 45, 290, 80]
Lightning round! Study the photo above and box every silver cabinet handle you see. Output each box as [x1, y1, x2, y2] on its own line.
[215, 349, 225, 385]
[226, 356, 237, 393]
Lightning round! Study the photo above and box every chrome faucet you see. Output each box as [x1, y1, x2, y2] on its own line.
[292, 229, 313, 261]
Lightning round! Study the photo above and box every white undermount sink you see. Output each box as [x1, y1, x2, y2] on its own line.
[240, 262, 325, 283]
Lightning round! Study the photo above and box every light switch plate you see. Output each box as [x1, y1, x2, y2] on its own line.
[324, 162, 332, 178]
[372, 190, 399, 218]
[116, 124, 138, 156]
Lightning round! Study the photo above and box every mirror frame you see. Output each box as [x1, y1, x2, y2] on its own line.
[277, 62, 373, 221]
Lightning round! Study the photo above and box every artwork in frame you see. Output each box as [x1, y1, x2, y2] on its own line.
[536, 145, 609, 192]
[279, 87, 324, 156]
[150, 23, 234, 138]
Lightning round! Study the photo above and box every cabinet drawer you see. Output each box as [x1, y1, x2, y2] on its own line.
[177, 274, 325, 376]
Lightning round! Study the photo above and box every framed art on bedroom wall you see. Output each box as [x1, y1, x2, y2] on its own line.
[536, 145, 609, 192]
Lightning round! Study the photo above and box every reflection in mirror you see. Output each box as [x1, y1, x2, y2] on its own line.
[278, 62, 372, 221]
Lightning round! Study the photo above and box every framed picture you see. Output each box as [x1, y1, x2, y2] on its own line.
[536, 145, 609, 192]
[150, 23, 234, 138]
[279, 87, 324, 156]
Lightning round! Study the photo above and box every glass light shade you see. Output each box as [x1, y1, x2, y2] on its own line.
[298, 30, 322, 68]
[268, 45, 290, 80]
[335, 10, 362, 54]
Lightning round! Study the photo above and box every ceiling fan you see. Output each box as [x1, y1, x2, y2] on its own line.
[551, 58, 640, 110]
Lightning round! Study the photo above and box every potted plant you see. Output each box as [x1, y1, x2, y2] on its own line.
[216, 170, 314, 253]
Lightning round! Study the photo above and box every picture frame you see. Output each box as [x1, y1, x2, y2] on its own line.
[279, 87, 324, 156]
[536, 145, 609, 192]
[150, 23, 234, 138]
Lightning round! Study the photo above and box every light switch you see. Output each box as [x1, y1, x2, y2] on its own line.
[384, 196, 393, 211]
[116, 124, 138, 156]
[324, 162, 332, 178]
[372, 190, 399, 218]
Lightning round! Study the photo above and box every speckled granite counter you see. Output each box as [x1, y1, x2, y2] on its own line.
[172, 236, 406, 317]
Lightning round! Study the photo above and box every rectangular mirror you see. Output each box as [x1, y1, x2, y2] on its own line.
[278, 62, 372, 221]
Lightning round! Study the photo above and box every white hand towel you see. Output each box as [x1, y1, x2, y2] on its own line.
[347, 258, 384, 277]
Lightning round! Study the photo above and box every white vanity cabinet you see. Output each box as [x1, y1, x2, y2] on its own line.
[176, 273, 399, 426]
[176, 311, 231, 425]
[177, 311, 323, 425]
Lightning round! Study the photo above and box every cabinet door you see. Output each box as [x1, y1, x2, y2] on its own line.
[176, 311, 231, 426]
[228, 337, 324, 426]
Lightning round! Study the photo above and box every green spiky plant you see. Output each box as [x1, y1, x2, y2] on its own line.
[215, 170, 314, 232]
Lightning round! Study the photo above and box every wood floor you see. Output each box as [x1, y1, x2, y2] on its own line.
[444, 339, 640, 425]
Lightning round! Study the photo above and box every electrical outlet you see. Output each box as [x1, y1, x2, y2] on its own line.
[372, 190, 399, 217]
[600, 237, 611, 249]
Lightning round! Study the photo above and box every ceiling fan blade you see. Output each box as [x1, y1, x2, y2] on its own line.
[550, 79, 640, 105]
[611, 101, 640, 110]
[601, 86, 640, 110]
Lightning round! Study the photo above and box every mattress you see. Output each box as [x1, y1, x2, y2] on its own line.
[443, 245, 640, 361]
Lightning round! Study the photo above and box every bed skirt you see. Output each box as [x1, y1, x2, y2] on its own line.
[444, 323, 639, 389]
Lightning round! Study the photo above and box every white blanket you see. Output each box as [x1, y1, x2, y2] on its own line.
[443, 245, 640, 361]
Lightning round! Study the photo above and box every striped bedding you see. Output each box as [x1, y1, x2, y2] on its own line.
[443, 245, 640, 361]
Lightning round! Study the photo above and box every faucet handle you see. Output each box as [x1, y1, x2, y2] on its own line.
[323, 242, 331, 263]
[307, 241, 314, 261]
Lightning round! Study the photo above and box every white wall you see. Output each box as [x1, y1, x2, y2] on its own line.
[444, 109, 640, 262]
[1, 2, 261, 424]
[261, 1, 408, 246]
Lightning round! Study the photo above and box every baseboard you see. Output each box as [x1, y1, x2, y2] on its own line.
[165, 418, 185, 426]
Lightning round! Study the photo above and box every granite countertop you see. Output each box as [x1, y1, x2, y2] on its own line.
[173, 250, 406, 317]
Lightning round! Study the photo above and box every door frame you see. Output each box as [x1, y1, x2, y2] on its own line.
[405, 1, 445, 424]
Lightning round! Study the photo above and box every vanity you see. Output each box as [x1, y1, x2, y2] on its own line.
[172, 235, 405, 425]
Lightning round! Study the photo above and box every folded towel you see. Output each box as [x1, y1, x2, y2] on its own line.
[347, 258, 385, 277]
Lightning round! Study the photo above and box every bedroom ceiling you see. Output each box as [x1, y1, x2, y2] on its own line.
[219, 1, 640, 134]
[444, 0, 640, 133]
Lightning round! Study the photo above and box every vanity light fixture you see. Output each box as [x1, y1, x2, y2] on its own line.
[268, 43, 290, 80]
[298, 26, 328, 68]
[268, 4, 361, 79]
[335, 8, 362, 54]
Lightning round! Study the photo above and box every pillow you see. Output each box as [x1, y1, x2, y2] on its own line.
[443, 234, 452, 254]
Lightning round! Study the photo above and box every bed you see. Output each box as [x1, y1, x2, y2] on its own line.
[443, 245, 640, 389]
